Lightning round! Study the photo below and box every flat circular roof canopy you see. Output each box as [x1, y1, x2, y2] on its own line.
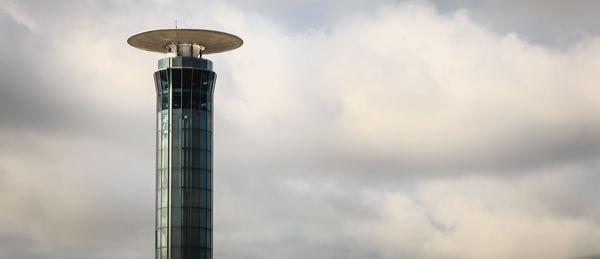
[128, 29, 243, 54]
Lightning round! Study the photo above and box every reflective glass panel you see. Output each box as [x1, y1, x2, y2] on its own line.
[183, 69, 192, 109]
[161, 169, 168, 188]
[156, 208, 161, 228]
[160, 229, 167, 248]
[181, 228, 190, 246]
[172, 207, 181, 226]
[171, 246, 181, 259]
[182, 207, 191, 226]
[192, 70, 203, 90]
[172, 188, 181, 207]
[159, 70, 168, 90]
[170, 169, 178, 187]
[161, 208, 168, 226]
[209, 72, 216, 92]
[192, 92, 200, 109]
[172, 69, 181, 108]
[172, 227, 181, 246]
[192, 208, 201, 227]
[208, 211, 212, 228]
[161, 189, 168, 208]
[192, 228, 202, 245]
[183, 169, 192, 189]
[199, 190, 207, 208]
[172, 148, 180, 168]
[156, 230, 161, 248]
[173, 57, 182, 67]
[191, 248, 201, 259]
[208, 230, 212, 248]
[182, 188, 192, 207]
[192, 189, 200, 207]
[156, 192, 161, 213]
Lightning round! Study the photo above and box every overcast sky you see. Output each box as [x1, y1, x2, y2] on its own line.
[1, 0, 599, 258]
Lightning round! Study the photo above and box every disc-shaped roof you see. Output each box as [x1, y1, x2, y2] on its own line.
[128, 29, 243, 54]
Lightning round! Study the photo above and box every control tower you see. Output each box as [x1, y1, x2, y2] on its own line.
[128, 29, 243, 259]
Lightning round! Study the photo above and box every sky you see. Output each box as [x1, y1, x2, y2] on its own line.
[0, 0, 599, 258]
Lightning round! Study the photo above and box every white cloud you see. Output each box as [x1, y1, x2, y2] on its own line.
[216, 2, 600, 175]
[215, 166, 600, 259]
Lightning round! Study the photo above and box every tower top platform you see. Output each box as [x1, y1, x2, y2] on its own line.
[128, 29, 243, 55]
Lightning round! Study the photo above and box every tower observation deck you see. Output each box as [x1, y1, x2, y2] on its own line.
[128, 29, 243, 259]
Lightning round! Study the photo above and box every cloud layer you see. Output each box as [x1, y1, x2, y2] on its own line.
[218, 2, 600, 176]
[0, 1, 599, 258]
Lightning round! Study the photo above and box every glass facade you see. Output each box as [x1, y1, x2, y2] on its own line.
[154, 57, 215, 259]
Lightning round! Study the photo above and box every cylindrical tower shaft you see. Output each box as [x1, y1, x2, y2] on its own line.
[154, 56, 216, 259]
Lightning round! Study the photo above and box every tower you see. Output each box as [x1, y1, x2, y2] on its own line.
[128, 29, 243, 259]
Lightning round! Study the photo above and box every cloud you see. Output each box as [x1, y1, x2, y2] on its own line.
[215, 165, 600, 259]
[217, 2, 600, 177]
[0, 1, 599, 259]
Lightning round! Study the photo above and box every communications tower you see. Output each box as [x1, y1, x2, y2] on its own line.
[128, 29, 243, 259]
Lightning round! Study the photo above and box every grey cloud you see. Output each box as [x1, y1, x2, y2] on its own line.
[460, 0, 600, 47]
[214, 0, 600, 47]
[0, 11, 152, 147]
[212, 167, 600, 259]
[0, 133, 154, 258]
[0, 12, 67, 132]
[0, 232, 40, 259]
[0, 11, 154, 258]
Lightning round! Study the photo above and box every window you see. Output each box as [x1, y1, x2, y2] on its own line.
[156, 197, 161, 218]
[199, 190, 208, 208]
[171, 228, 181, 246]
[161, 169, 168, 188]
[183, 69, 192, 108]
[172, 188, 181, 207]
[171, 148, 180, 168]
[171, 246, 181, 258]
[172, 169, 181, 188]
[161, 189, 168, 208]
[159, 70, 168, 90]
[172, 69, 181, 108]
[192, 112, 208, 130]
[182, 188, 192, 207]
[182, 207, 191, 226]
[192, 130, 208, 149]
[192, 208, 202, 227]
[192, 189, 200, 207]
[192, 150, 208, 169]
[181, 228, 190, 246]
[160, 229, 167, 248]
[209, 73, 215, 89]
[192, 70, 203, 90]
[192, 92, 200, 109]
[156, 230, 161, 248]
[182, 168, 192, 188]
[191, 248, 203, 259]
[207, 210, 212, 228]
[161, 208, 168, 226]
[192, 170, 208, 188]
[173, 57, 182, 67]
[162, 94, 169, 110]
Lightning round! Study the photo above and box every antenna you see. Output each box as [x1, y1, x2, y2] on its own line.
[175, 19, 178, 29]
